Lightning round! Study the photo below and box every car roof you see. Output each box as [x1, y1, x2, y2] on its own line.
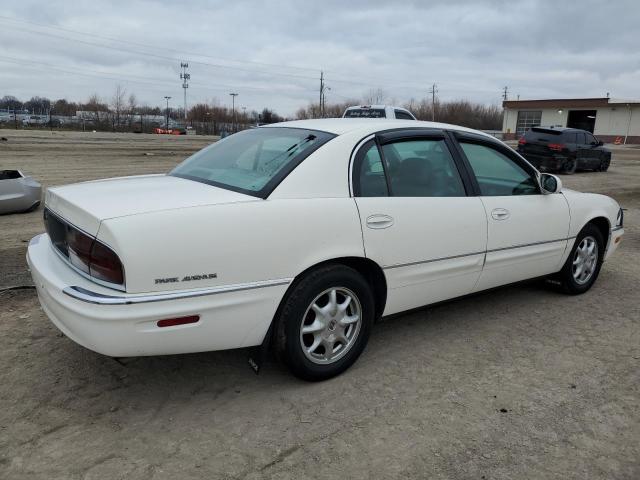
[264, 118, 495, 138]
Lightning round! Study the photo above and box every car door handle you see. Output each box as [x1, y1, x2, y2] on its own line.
[491, 208, 510, 220]
[366, 214, 394, 229]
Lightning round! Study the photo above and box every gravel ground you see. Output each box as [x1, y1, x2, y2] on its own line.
[0, 129, 638, 479]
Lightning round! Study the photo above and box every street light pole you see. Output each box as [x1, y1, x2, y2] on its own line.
[229, 93, 238, 132]
[164, 96, 171, 130]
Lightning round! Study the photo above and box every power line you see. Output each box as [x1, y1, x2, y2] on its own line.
[0, 17, 432, 92]
[0, 15, 322, 73]
[0, 55, 317, 96]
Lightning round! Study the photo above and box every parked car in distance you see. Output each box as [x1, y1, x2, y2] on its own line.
[0, 170, 42, 214]
[518, 126, 611, 174]
[27, 119, 624, 381]
[343, 105, 416, 120]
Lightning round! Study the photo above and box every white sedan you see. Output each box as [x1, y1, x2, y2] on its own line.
[27, 119, 625, 380]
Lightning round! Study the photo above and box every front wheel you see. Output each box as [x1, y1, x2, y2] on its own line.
[275, 265, 374, 381]
[553, 224, 604, 294]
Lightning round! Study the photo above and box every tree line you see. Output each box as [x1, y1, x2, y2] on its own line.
[1, 85, 503, 133]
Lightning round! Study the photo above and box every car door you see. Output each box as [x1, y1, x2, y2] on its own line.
[452, 132, 571, 291]
[353, 130, 487, 315]
[583, 132, 603, 169]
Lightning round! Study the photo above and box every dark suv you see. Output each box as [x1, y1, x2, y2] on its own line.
[517, 126, 611, 174]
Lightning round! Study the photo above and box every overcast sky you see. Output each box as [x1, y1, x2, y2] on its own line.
[0, 0, 638, 116]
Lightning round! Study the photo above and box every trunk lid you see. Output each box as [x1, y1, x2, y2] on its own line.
[45, 174, 257, 235]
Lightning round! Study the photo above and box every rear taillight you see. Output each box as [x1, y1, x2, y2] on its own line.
[548, 143, 565, 152]
[89, 241, 124, 285]
[518, 137, 526, 145]
[44, 208, 124, 287]
[66, 228, 93, 274]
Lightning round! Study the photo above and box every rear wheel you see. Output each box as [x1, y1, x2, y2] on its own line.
[553, 224, 604, 294]
[275, 265, 374, 381]
[562, 157, 577, 174]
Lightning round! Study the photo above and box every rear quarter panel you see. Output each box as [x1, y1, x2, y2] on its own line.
[97, 198, 365, 294]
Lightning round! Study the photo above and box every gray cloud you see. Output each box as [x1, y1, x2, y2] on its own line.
[0, 0, 638, 116]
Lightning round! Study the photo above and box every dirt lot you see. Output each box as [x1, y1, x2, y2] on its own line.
[0, 129, 638, 479]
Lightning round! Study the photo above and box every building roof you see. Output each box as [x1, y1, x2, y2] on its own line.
[503, 97, 640, 109]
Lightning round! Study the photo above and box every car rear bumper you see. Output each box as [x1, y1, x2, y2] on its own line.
[519, 152, 567, 172]
[27, 234, 289, 357]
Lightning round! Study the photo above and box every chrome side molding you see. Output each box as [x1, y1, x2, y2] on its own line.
[63, 278, 292, 305]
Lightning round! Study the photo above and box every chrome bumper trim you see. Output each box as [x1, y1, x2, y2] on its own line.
[63, 278, 292, 305]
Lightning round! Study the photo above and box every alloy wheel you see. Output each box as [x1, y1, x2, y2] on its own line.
[572, 236, 598, 285]
[299, 287, 362, 365]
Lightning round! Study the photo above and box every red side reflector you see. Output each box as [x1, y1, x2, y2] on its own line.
[518, 137, 526, 145]
[157, 315, 200, 328]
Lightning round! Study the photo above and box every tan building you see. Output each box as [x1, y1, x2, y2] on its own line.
[502, 98, 640, 143]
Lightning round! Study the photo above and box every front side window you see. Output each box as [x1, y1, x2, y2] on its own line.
[171, 127, 334, 197]
[460, 142, 538, 196]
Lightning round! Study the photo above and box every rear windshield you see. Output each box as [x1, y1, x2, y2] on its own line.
[170, 127, 335, 197]
[344, 108, 386, 118]
[525, 127, 563, 142]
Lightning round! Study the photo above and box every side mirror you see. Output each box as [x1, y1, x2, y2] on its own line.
[540, 173, 562, 194]
[597, 139, 604, 146]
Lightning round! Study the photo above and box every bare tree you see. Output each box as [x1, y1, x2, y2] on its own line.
[111, 85, 126, 131]
[85, 93, 104, 125]
[363, 88, 388, 105]
[127, 93, 137, 130]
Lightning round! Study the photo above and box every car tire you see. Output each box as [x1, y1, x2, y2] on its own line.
[600, 157, 610, 172]
[553, 224, 605, 295]
[562, 157, 577, 174]
[274, 264, 374, 381]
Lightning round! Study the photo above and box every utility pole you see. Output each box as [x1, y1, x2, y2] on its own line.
[502, 86, 509, 101]
[180, 62, 190, 122]
[428, 83, 438, 121]
[164, 96, 171, 130]
[230, 93, 238, 132]
[319, 71, 324, 118]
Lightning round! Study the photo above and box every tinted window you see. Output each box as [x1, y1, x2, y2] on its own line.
[394, 110, 415, 120]
[576, 132, 586, 145]
[381, 139, 465, 197]
[563, 132, 578, 144]
[171, 128, 333, 196]
[344, 108, 386, 118]
[585, 133, 597, 145]
[357, 142, 388, 197]
[461, 142, 538, 196]
[526, 127, 563, 143]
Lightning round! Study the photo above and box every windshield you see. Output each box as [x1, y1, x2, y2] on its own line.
[170, 127, 335, 197]
[344, 108, 386, 118]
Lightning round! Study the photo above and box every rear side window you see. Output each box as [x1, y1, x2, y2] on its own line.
[344, 108, 386, 118]
[460, 142, 538, 196]
[355, 142, 388, 197]
[356, 138, 466, 197]
[563, 132, 578, 143]
[382, 140, 465, 197]
[394, 110, 415, 120]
